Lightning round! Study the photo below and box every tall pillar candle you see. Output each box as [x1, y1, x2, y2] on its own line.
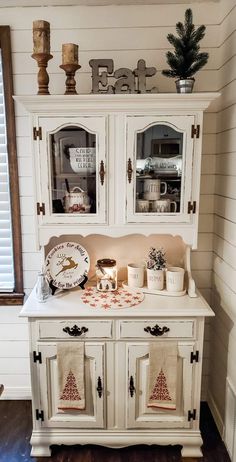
[33, 20, 50, 54]
[62, 43, 79, 65]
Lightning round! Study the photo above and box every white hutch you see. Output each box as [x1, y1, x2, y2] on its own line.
[18, 93, 218, 457]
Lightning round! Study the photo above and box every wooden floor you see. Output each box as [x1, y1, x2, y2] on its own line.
[0, 400, 231, 462]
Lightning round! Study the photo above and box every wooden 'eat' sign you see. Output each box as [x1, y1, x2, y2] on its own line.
[89, 59, 158, 94]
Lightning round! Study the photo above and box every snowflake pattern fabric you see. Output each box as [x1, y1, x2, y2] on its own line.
[81, 287, 144, 309]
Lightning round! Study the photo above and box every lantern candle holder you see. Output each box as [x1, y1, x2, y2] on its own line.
[96, 259, 117, 292]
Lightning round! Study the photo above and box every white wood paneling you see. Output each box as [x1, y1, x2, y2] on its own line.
[214, 235, 236, 269]
[214, 215, 236, 247]
[0, 341, 29, 358]
[215, 152, 236, 176]
[209, 2, 236, 437]
[215, 195, 236, 223]
[225, 378, 236, 460]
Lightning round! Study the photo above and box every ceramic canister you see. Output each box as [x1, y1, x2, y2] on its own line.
[166, 266, 185, 292]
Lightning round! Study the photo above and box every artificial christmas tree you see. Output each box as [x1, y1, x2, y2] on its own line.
[162, 8, 209, 93]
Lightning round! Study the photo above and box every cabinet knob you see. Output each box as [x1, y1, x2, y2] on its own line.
[62, 325, 89, 337]
[97, 376, 103, 398]
[144, 324, 170, 336]
[129, 375, 135, 397]
[99, 160, 105, 185]
[127, 158, 133, 183]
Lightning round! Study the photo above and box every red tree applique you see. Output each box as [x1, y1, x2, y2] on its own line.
[149, 368, 172, 401]
[60, 369, 81, 401]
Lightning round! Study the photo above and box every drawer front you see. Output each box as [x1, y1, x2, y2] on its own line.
[38, 320, 113, 339]
[119, 320, 195, 339]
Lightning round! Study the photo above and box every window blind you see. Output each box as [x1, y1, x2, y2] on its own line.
[0, 51, 14, 291]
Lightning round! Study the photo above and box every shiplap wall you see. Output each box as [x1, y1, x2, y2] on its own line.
[208, 0, 236, 444]
[0, 2, 219, 398]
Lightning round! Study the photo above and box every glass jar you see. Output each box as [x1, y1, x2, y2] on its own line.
[96, 259, 117, 292]
[35, 272, 50, 302]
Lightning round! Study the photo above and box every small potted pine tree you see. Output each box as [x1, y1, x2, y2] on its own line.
[146, 247, 166, 290]
[162, 8, 209, 93]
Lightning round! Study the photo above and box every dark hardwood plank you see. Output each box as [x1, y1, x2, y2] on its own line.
[0, 401, 231, 462]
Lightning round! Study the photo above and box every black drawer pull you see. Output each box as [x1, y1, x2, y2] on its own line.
[144, 324, 170, 336]
[129, 375, 135, 397]
[63, 325, 88, 337]
[97, 376, 103, 398]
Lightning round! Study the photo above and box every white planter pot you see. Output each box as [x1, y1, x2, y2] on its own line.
[147, 269, 164, 290]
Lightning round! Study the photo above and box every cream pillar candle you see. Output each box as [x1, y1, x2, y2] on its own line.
[62, 44, 79, 65]
[33, 20, 50, 54]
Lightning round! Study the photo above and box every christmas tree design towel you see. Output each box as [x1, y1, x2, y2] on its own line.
[147, 341, 178, 410]
[57, 342, 85, 410]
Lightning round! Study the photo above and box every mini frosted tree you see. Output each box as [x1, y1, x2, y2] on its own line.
[162, 9, 209, 82]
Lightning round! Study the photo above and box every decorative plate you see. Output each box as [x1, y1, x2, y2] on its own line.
[45, 242, 90, 289]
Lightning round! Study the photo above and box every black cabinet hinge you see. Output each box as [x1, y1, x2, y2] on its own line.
[36, 409, 44, 421]
[188, 409, 197, 421]
[188, 201, 196, 214]
[33, 126, 42, 140]
[190, 350, 199, 363]
[33, 351, 42, 364]
[37, 202, 45, 215]
[191, 124, 200, 138]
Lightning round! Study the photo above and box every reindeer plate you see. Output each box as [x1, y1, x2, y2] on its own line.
[45, 242, 90, 289]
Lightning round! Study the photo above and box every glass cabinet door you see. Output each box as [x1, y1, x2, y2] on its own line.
[38, 116, 106, 225]
[126, 116, 195, 223]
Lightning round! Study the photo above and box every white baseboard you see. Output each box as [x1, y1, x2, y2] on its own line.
[0, 387, 31, 400]
[207, 391, 224, 437]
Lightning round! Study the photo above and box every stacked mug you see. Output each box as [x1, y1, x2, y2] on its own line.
[136, 179, 177, 213]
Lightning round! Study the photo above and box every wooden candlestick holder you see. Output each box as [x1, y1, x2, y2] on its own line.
[31, 53, 53, 95]
[59, 63, 81, 94]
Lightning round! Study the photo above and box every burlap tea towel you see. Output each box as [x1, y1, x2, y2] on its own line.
[147, 341, 178, 410]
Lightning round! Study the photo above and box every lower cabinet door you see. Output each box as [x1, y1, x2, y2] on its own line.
[38, 342, 105, 428]
[127, 342, 194, 429]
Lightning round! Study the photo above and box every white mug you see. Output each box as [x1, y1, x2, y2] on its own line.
[166, 267, 185, 292]
[136, 200, 149, 213]
[151, 199, 177, 213]
[127, 263, 145, 288]
[143, 179, 167, 201]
